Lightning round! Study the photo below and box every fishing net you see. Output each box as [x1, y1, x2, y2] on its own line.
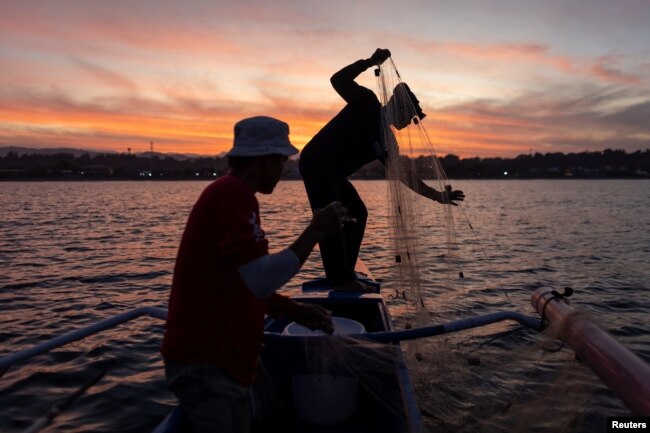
[275, 56, 604, 433]
[371, 58, 601, 432]
[299, 334, 416, 431]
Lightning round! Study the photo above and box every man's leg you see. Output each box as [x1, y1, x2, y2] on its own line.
[301, 173, 355, 286]
[165, 362, 252, 433]
[339, 180, 368, 272]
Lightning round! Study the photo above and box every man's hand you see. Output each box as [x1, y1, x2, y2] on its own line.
[423, 185, 465, 206]
[291, 302, 334, 335]
[289, 201, 347, 266]
[310, 201, 348, 237]
[370, 48, 391, 65]
[439, 188, 465, 206]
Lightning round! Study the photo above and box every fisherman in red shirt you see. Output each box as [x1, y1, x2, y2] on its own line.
[161, 116, 346, 433]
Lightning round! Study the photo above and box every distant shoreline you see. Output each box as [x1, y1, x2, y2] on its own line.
[2, 176, 648, 182]
[2, 147, 648, 180]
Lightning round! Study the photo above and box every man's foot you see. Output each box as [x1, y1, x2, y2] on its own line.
[332, 279, 376, 293]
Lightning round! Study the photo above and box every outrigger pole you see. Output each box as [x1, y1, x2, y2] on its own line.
[1, 293, 648, 415]
[22, 368, 106, 433]
[0, 307, 167, 373]
[532, 287, 650, 415]
[366, 311, 540, 342]
[263, 311, 541, 344]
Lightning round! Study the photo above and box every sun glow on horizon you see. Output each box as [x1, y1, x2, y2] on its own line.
[1, 1, 648, 158]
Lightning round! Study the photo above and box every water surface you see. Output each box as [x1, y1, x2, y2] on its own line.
[0, 180, 648, 432]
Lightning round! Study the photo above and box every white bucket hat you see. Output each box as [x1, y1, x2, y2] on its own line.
[226, 116, 299, 157]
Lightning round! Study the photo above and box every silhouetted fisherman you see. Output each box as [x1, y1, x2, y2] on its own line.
[300, 49, 464, 292]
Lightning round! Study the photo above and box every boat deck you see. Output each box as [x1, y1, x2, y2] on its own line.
[257, 292, 420, 433]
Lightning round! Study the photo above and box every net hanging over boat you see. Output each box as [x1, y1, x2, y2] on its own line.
[282, 56, 603, 433]
[377, 58, 467, 325]
[362, 57, 600, 432]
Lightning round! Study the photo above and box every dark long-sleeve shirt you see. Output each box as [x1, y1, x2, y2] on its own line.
[300, 59, 383, 177]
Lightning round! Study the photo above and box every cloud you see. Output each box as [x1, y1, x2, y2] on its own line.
[2, 1, 648, 157]
[588, 55, 642, 85]
[400, 37, 645, 86]
[0, 87, 234, 153]
[71, 58, 138, 92]
[422, 83, 650, 156]
[0, 85, 339, 154]
[599, 101, 650, 132]
[1, 76, 648, 158]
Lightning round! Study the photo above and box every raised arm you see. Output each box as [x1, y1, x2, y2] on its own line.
[330, 49, 391, 103]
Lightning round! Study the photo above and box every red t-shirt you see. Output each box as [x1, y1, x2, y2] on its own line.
[161, 174, 293, 385]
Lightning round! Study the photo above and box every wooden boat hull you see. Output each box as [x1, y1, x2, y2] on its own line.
[255, 287, 422, 432]
[155, 278, 423, 433]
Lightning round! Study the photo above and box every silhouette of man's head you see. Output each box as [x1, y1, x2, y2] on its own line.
[385, 83, 426, 130]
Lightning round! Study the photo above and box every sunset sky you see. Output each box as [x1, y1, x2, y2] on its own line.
[1, 0, 649, 158]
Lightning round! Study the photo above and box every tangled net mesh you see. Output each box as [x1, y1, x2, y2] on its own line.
[290, 57, 603, 433]
[375, 58, 600, 432]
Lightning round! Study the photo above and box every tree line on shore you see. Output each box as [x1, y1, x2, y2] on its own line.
[1, 148, 648, 180]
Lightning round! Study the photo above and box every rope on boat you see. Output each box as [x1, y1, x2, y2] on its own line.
[539, 286, 573, 330]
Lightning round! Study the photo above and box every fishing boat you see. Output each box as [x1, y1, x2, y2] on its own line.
[1, 261, 648, 432]
[154, 263, 427, 433]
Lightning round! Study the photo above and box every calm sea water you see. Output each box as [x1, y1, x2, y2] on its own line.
[0, 180, 648, 432]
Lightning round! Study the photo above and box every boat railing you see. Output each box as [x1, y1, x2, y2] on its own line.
[0, 306, 168, 372]
[1, 307, 539, 372]
[1, 292, 648, 415]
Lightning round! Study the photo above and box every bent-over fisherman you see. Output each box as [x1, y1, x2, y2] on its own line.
[299, 49, 465, 292]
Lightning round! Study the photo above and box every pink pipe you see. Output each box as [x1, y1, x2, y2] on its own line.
[531, 287, 650, 415]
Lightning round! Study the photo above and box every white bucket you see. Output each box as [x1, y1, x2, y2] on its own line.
[283, 317, 365, 425]
[282, 316, 366, 336]
[291, 374, 359, 425]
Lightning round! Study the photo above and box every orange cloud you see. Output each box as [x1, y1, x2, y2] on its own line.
[1, 17, 648, 160]
[72, 58, 139, 92]
[588, 55, 641, 85]
[401, 38, 642, 86]
[0, 85, 341, 155]
[2, 83, 648, 159]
